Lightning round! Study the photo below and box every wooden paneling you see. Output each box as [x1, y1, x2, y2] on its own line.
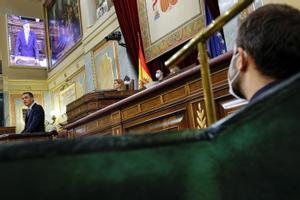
[75, 126, 86, 136]
[112, 126, 122, 136]
[140, 96, 162, 112]
[0, 127, 16, 135]
[126, 110, 186, 134]
[162, 86, 186, 103]
[98, 115, 111, 127]
[66, 90, 135, 123]
[122, 105, 140, 120]
[0, 131, 57, 143]
[188, 80, 202, 94]
[111, 111, 121, 123]
[88, 102, 98, 110]
[86, 121, 98, 132]
[216, 98, 248, 119]
[211, 68, 228, 86]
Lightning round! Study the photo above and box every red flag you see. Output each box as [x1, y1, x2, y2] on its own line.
[138, 34, 153, 89]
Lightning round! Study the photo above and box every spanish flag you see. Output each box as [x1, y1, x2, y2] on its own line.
[138, 36, 153, 89]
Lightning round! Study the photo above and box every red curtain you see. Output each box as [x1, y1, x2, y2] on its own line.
[113, 0, 141, 69]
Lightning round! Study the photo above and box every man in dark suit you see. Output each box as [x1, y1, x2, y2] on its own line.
[21, 92, 45, 134]
[14, 20, 39, 65]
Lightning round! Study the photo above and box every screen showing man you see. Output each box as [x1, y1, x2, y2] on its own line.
[15, 20, 39, 65]
[7, 15, 47, 67]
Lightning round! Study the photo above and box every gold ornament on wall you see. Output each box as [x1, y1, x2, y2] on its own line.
[196, 103, 207, 129]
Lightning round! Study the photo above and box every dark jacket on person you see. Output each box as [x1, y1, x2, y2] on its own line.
[15, 30, 39, 59]
[22, 103, 45, 133]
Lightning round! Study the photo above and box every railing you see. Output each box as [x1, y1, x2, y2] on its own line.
[165, 0, 254, 125]
[0, 131, 58, 142]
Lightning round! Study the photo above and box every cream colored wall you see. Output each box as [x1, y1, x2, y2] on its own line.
[263, 0, 300, 9]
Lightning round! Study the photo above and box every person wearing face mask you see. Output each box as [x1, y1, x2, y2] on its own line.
[155, 69, 164, 81]
[14, 20, 40, 65]
[228, 4, 300, 102]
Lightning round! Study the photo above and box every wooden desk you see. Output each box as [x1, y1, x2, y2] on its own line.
[67, 90, 136, 123]
[0, 127, 16, 135]
[64, 52, 245, 137]
[0, 131, 58, 144]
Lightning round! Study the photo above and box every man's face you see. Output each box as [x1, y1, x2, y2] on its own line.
[22, 94, 34, 107]
[23, 23, 30, 33]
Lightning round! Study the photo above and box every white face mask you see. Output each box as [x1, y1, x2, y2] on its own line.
[155, 72, 161, 79]
[228, 52, 246, 99]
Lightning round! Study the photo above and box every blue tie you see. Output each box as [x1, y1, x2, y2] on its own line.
[27, 109, 31, 117]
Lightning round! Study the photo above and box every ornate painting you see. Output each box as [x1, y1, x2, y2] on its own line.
[93, 41, 120, 90]
[71, 69, 86, 98]
[137, 0, 205, 62]
[95, 0, 114, 20]
[44, 0, 82, 68]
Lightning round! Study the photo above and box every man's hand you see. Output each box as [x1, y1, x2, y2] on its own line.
[14, 56, 19, 64]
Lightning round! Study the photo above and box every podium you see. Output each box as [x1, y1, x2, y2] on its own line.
[0, 131, 58, 143]
[66, 90, 136, 123]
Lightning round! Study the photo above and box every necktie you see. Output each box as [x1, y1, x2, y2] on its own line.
[25, 32, 29, 45]
[26, 109, 31, 117]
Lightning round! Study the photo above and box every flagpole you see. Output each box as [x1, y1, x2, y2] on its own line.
[198, 42, 217, 125]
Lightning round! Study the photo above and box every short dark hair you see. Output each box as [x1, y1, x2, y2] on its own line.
[22, 92, 34, 98]
[237, 4, 300, 79]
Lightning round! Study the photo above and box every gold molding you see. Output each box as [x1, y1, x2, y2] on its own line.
[196, 103, 207, 129]
[7, 79, 48, 91]
[48, 62, 85, 91]
[92, 40, 120, 90]
[137, 0, 205, 62]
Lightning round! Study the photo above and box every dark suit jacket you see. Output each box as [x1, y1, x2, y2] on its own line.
[22, 103, 45, 133]
[15, 30, 39, 59]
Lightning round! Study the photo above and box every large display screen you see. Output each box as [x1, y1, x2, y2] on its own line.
[7, 15, 48, 67]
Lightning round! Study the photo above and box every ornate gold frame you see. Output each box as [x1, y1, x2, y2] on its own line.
[137, 0, 205, 62]
[43, 0, 83, 70]
[92, 40, 120, 90]
[59, 83, 77, 114]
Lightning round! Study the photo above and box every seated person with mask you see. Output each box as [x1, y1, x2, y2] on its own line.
[228, 4, 300, 102]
